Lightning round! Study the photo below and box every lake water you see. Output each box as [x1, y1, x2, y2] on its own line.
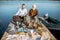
[0, 1, 60, 39]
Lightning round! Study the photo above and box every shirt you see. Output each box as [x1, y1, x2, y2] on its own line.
[28, 9, 38, 17]
[16, 8, 27, 17]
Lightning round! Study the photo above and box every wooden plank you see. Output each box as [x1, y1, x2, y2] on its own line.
[41, 23, 57, 40]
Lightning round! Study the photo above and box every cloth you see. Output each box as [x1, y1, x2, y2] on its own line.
[18, 27, 25, 32]
[16, 8, 27, 17]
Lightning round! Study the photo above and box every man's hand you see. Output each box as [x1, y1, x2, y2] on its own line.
[35, 16, 38, 19]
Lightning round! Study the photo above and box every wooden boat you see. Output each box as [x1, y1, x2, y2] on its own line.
[1, 16, 57, 40]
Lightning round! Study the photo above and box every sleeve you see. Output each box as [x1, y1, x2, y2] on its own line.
[36, 9, 38, 17]
[15, 9, 21, 15]
[24, 9, 27, 16]
[28, 9, 31, 16]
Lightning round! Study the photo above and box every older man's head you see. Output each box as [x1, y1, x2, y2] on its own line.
[32, 4, 36, 10]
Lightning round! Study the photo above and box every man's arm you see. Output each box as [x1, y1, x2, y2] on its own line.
[15, 9, 21, 15]
[27, 9, 31, 16]
[36, 9, 38, 17]
[24, 9, 27, 16]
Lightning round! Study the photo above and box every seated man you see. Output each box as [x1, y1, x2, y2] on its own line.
[28, 4, 38, 19]
[13, 4, 27, 22]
